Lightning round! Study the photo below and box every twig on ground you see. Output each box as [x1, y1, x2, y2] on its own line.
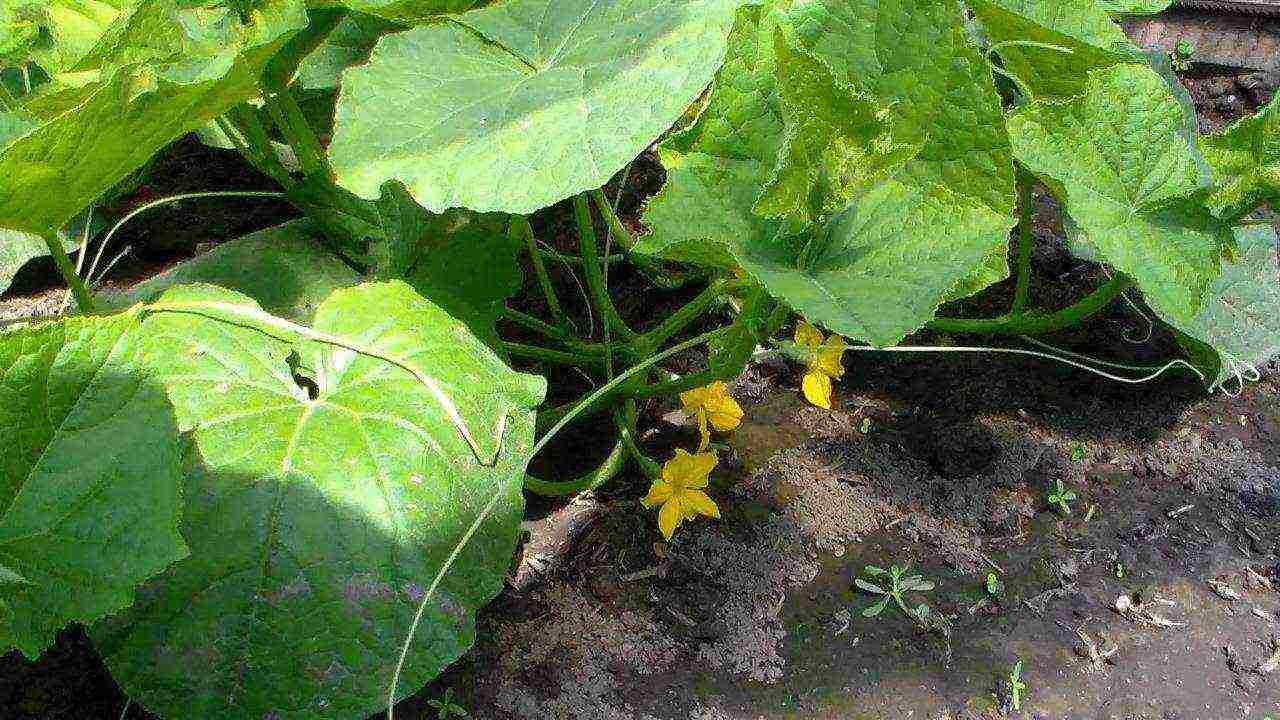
[509, 493, 609, 593]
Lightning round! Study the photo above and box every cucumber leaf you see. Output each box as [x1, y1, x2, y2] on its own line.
[1198, 93, 1280, 220]
[0, 310, 187, 658]
[968, 0, 1139, 99]
[641, 9, 1015, 344]
[668, 1, 786, 165]
[310, 0, 479, 23]
[0, 0, 304, 236]
[781, 0, 1016, 216]
[754, 31, 918, 225]
[1166, 224, 1280, 391]
[102, 220, 361, 322]
[635, 150, 768, 270]
[1007, 64, 1229, 326]
[330, 0, 750, 214]
[93, 281, 544, 720]
[739, 179, 1014, 347]
[371, 182, 522, 346]
[0, 0, 132, 74]
[295, 10, 397, 90]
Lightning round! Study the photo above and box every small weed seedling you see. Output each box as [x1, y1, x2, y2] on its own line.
[1169, 39, 1194, 72]
[1049, 479, 1078, 515]
[857, 563, 952, 657]
[986, 572, 1004, 598]
[427, 689, 468, 719]
[1008, 660, 1027, 711]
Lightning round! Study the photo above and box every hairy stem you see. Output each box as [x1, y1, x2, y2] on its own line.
[262, 84, 330, 179]
[590, 188, 693, 290]
[574, 194, 639, 340]
[502, 341, 608, 367]
[524, 437, 628, 496]
[929, 274, 1131, 336]
[513, 216, 569, 331]
[615, 401, 660, 478]
[43, 232, 93, 313]
[641, 279, 727, 349]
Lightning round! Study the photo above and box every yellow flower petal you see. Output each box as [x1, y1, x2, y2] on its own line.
[683, 451, 718, 489]
[682, 489, 720, 520]
[813, 336, 846, 379]
[794, 320, 824, 351]
[802, 370, 833, 409]
[662, 448, 695, 485]
[641, 480, 674, 508]
[657, 496, 683, 540]
[679, 386, 710, 413]
[706, 394, 743, 432]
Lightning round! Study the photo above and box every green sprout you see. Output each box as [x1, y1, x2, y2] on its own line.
[858, 563, 936, 619]
[427, 688, 469, 719]
[856, 562, 952, 657]
[1009, 659, 1027, 710]
[1048, 479, 1077, 515]
[1170, 39, 1194, 72]
[986, 572, 1003, 597]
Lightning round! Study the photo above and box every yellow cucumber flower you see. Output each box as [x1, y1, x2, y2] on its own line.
[794, 320, 846, 409]
[679, 381, 743, 447]
[641, 448, 721, 540]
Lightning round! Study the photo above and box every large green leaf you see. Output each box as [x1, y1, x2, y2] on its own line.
[0, 0, 132, 74]
[635, 149, 767, 270]
[310, 0, 479, 23]
[1007, 64, 1229, 326]
[1198, 93, 1280, 220]
[738, 179, 1014, 347]
[0, 1, 304, 235]
[0, 310, 187, 658]
[640, 16, 1014, 342]
[93, 281, 545, 720]
[330, 0, 749, 214]
[668, 1, 785, 164]
[102, 220, 361, 322]
[1165, 225, 1280, 391]
[754, 30, 917, 225]
[295, 9, 397, 89]
[780, 0, 1016, 215]
[372, 181, 523, 344]
[968, 0, 1139, 99]
[641, 151, 1013, 346]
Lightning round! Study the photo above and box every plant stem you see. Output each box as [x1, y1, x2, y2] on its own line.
[262, 84, 330, 179]
[929, 274, 1131, 336]
[641, 279, 727, 349]
[226, 105, 295, 187]
[499, 306, 573, 342]
[589, 189, 693, 290]
[574, 194, 639, 340]
[502, 342, 607, 367]
[43, 232, 93, 313]
[615, 401, 660, 478]
[537, 248, 627, 266]
[1012, 170, 1036, 315]
[524, 437, 628, 496]
[513, 216, 569, 331]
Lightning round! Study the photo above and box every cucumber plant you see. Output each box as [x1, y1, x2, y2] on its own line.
[0, 0, 1278, 718]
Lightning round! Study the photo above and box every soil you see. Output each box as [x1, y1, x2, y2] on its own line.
[2, 17, 1280, 720]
